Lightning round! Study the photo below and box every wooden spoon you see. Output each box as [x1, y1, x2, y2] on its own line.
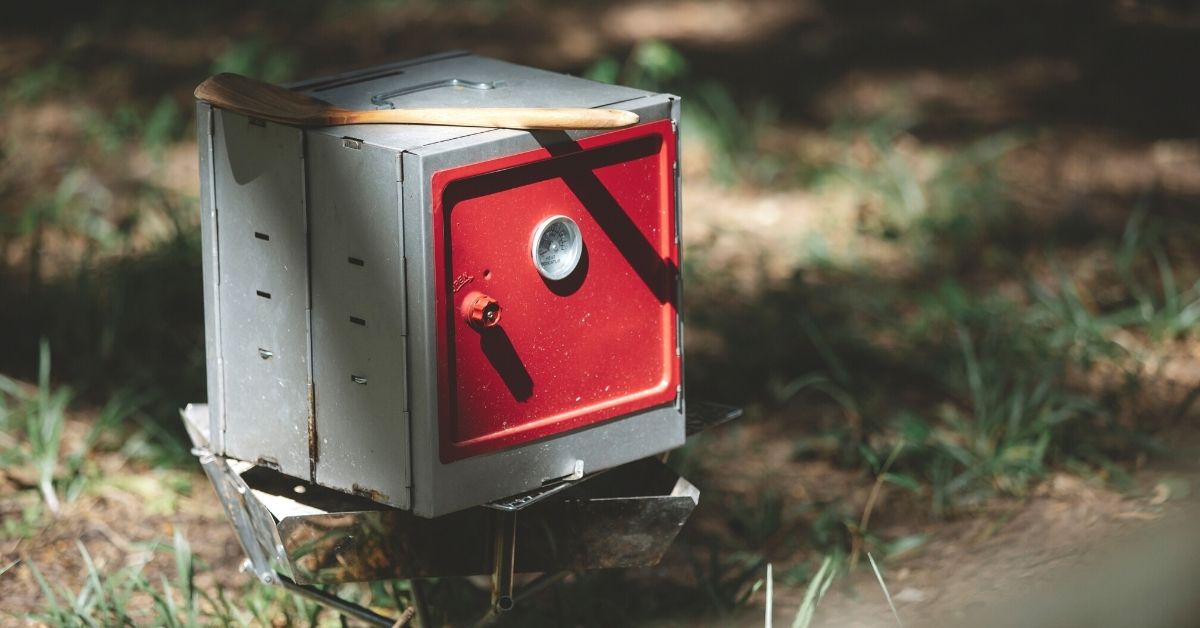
[194, 73, 639, 130]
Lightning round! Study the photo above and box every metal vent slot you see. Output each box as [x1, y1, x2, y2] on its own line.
[254, 232, 270, 241]
[347, 257, 365, 267]
[308, 69, 406, 92]
[349, 316, 366, 326]
[256, 290, 272, 299]
[350, 374, 368, 385]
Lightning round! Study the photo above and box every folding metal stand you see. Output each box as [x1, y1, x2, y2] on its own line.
[182, 402, 740, 625]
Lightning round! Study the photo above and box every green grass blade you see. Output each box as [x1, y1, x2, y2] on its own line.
[76, 540, 110, 617]
[791, 556, 835, 628]
[172, 529, 198, 625]
[868, 552, 904, 627]
[0, 558, 18, 577]
[27, 560, 65, 619]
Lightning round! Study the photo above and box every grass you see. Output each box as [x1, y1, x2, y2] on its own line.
[25, 530, 329, 626]
[687, 108, 1194, 500]
[1113, 205, 1200, 341]
[210, 38, 298, 84]
[757, 556, 838, 628]
[586, 40, 783, 186]
[595, 40, 1197, 612]
[881, 283, 1124, 512]
[0, 341, 148, 514]
[675, 86, 1197, 621]
[1, 51, 206, 425]
[866, 553, 903, 628]
[793, 556, 837, 628]
[1, 342, 69, 513]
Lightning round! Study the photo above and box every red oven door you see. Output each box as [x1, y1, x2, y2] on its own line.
[431, 120, 680, 462]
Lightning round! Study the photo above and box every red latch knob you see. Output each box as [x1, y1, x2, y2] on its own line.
[463, 292, 502, 329]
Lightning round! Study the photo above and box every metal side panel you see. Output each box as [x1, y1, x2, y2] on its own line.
[306, 133, 410, 508]
[403, 95, 683, 518]
[197, 102, 224, 453]
[212, 110, 310, 478]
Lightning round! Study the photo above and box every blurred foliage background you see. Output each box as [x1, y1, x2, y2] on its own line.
[1, 0, 1199, 625]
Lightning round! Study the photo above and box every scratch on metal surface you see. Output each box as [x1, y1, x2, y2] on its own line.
[307, 382, 318, 480]
[352, 484, 388, 504]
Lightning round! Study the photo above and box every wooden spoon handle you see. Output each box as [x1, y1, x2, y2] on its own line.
[342, 107, 639, 130]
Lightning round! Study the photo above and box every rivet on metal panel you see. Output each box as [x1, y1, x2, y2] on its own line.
[350, 374, 368, 385]
[342, 138, 363, 150]
[258, 348, 274, 360]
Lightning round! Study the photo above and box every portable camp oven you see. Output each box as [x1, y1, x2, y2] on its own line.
[186, 51, 739, 623]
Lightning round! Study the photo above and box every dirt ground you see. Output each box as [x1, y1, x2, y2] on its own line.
[3, 415, 1198, 625]
[698, 420, 1200, 627]
[0, 419, 253, 623]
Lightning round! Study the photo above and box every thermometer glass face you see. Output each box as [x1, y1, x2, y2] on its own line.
[531, 215, 582, 280]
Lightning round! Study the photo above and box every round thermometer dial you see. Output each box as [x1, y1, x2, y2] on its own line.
[531, 215, 583, 281]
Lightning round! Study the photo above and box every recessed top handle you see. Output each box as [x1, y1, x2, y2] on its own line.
[371, 79, 502, 109]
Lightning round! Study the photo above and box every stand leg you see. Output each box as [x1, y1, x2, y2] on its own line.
[276, 574, 399, 627]
[410, 578, 432, 627]
[490, 510, 518, 613]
